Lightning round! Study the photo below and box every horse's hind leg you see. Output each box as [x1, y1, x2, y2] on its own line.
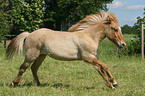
[12, 60, 33, 86]
[31, 54, 46, 86]
[12, 49, 40, 86]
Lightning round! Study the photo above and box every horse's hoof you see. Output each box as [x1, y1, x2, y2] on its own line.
[113, 84, 118, 89]
[11, 82, 15, 87]
[11, 82, 19, 87]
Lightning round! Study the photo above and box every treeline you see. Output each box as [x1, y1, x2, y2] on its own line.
[121, 24, 140, 34]
[0, 0, 113, 37]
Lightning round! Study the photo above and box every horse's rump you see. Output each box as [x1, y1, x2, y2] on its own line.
[6, 32, 30, 59]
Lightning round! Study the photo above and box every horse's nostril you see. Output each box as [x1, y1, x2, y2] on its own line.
[122, 43, 126, 46]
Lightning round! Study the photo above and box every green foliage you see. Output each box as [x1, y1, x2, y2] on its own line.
[121, 24, 139, 34]
[120, 8, 145, 56]
[128, 8, 145, 55]
[44, 0, 113, 30]
[121, 24, 132, 34]
[0, 4, 9, 43]
[119, 39, 141, 56]
[5, 0, 113, 34]
[9, 0, 45, 33]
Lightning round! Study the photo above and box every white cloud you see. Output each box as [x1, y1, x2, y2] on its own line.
[108, 1, 127, 9]
[125, 5, 145, 11]
[123, 17, 137, 22]
[121, 17, 138, 26]
[122, 16, 144, 26]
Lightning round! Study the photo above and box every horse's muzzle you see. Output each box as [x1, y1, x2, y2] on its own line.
[117, 41, 126, 48]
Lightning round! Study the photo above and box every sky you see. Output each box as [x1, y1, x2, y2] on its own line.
[107, 0, 145, 27]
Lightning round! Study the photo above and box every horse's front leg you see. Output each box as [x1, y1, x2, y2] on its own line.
[93, 58, 118, 87]
[84, 56, 118, 89]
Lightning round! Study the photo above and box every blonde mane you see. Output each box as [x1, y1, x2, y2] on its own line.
[68, 10, 109, 32]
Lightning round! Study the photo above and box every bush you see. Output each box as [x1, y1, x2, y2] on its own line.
[119, 8, 145, 56]
[127, 39, 141, 55]
[118, 32, 144, 56]
[0, 11, 9, 43]
[9, 0, 44, 34]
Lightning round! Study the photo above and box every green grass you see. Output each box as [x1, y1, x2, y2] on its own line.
[0, 37, 145, 96]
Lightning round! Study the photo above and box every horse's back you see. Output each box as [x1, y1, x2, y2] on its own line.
[25, 28, 81, 60]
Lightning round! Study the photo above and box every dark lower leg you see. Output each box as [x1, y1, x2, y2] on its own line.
[92, 58, 117, 89]
[99, 64, 117, 86]
[94, 58, 117, 84]
[95, 66, 114, 88]
[12, 62, 31, 86]
[105, 71, 117, 85]
[31, 54, 46, 85]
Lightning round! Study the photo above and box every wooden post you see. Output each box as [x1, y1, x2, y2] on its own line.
[142, 24, 144, 60]
[4, 39, 6, 48]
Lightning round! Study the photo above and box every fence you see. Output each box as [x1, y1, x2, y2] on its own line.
[142, 24, 144, 60]
[2, 35, 16, 48]
[1, 35, 139, 48]
[1, 25, 145, 60]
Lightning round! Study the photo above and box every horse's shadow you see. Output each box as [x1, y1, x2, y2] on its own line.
[5, 82, 97, 90]
[40, 83, 70, 89]
[40, 83, 96, 90]
[7, 82, 70, 89]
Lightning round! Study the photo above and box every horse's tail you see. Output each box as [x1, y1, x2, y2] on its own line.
[6, 32, 30, 59]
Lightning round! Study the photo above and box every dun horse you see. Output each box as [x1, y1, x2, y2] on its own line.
[6, 10, 126, 89]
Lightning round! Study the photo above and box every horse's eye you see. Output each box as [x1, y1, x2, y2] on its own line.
[114, 29, 118, 32]
[111, 27, 118, 32]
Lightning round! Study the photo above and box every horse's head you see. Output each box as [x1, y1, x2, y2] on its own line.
[104, 12, 126, 48]
[68, 10, 126, 48]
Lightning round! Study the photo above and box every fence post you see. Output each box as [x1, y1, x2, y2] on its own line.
[142, 24, 144, 60]
[4, 39, 6, 48]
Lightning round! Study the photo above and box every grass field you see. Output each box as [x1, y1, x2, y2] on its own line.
[0, 37, 145, 96]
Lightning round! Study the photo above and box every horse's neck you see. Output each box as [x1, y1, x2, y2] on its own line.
[79, 24, 106, 43]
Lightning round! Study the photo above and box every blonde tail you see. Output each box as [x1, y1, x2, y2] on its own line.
[6, 32, 30, 59]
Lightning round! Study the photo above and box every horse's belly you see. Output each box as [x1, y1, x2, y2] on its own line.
[47, 49, 80, 60]
[41, 42, 81, 61]
[48, 51, 80, 61]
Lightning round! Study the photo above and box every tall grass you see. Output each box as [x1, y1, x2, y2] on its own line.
[0, 37, 145, 96]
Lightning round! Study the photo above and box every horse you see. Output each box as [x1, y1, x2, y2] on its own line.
[6, 10, 126, 89]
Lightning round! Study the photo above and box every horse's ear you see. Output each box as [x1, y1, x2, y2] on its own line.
[108, 16, 114, 21]
[108, 12, 118, 23]
[103, 16, 111, 24]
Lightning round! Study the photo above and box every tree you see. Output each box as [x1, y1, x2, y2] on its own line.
[135, 8, 145, 39]
[0, 0, 14, 12]
[7, 0, 113, 34]
[44, 0, 113, 30]
[121, 24, 132, 34]
[9, 0, 45, 34]
[121, 24, 139, 34]
[0, 2, 10, 43]
[134, 8, 145, 54]
[123, 8, 145, 55]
